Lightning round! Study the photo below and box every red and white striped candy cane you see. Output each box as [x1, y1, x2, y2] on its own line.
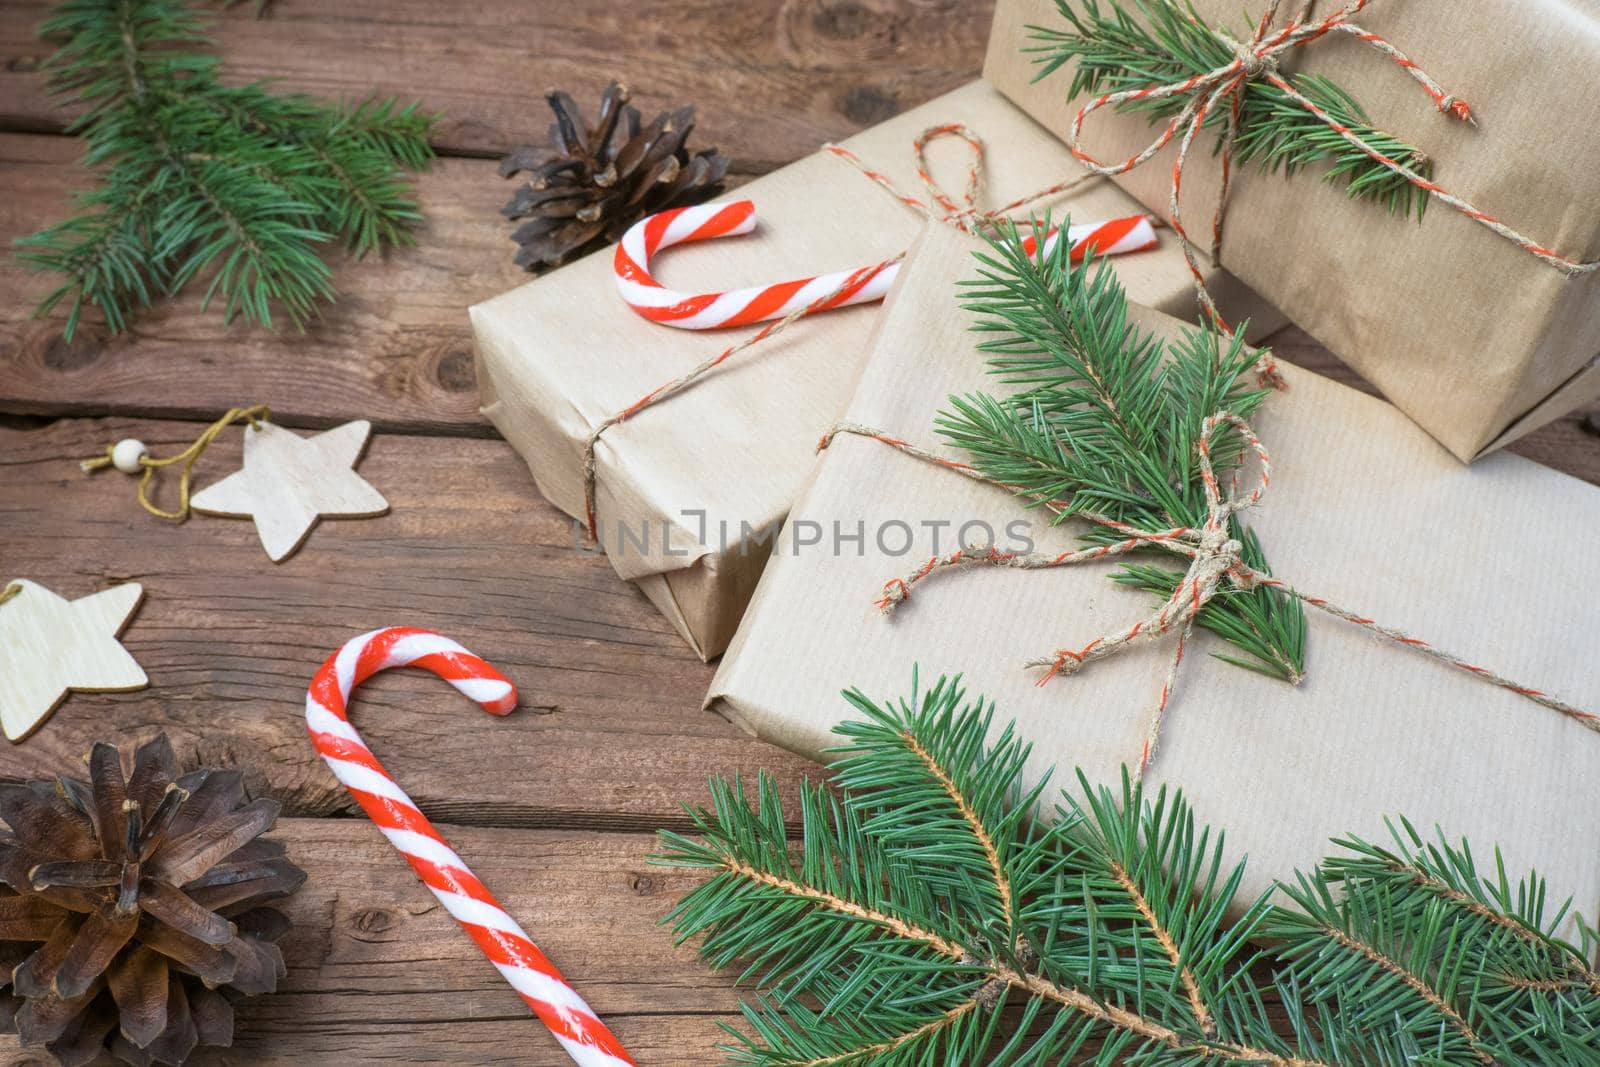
[613, 199, 1157, 330]
[306, 627, 635, 1067]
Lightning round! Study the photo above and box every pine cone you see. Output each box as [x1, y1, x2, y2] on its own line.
[0, 736, 305, 1066]
[500, 80, 730, 270]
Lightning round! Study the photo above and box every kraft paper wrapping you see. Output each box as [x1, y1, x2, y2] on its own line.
[470, 80, 1282, 661]
[709, 222, 1600, 922]
[982, 0, 1600, 462]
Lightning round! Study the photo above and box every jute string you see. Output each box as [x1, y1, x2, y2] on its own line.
[818, 415, 1598, 774]
[580, 125, 1106, 541]
[1065, 0, 1600, 347]
[80, 405, 270, 521]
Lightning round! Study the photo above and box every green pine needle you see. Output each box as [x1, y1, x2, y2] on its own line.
[940, 217, 1306, 682]
[14, 0, 437, 339]
[1028, 0, 1430, 219]
[658, 678, 1600, 1065]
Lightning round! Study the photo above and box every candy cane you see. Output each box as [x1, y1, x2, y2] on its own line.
[614, 200, 1158, 330]
[306, 627, 635, 1067]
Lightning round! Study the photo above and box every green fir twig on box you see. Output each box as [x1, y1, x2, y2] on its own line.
[1028, 0, 1432, 219]
[15, 0, 437, 340]
[658, 678, 1600, 1065]
[941, 219, 1306, 682]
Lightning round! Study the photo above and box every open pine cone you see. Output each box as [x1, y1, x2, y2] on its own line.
[499, 80, 730, 270]
[0, 736, 305, 1065]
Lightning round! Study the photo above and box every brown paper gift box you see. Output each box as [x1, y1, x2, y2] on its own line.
[708, 221, 1600, 919]
[982, 0, 1600, 462]
[470, 79, 1282, 660]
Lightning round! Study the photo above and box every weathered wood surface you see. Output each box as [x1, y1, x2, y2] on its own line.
[0, 819, 748, 1064]
[0, 415, 817, 833]
[1, 0, 1598, 1063]
[0, 0, 991, 165]
[2, 133, 1595, 482]
[0, 133, 511, 435]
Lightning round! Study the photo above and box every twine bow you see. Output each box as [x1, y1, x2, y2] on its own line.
[1066, 0, 1600, 344]
[1030, 414, 1268, 678]
[824, 123, 1097, 236]
[580, 127, 1103, 541]
[822, 412, 1596, 774]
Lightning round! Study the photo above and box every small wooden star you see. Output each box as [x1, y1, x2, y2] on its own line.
[191, 419, 389, 562]
[0, 580, 147, 742]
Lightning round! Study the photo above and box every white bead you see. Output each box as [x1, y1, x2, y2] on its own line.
[110, 438, 148, 474]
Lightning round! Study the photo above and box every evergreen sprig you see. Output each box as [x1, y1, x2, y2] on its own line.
[1029, 0, 1431, 218]
[940, 218, 1306, 681]
[16, 0, 436, 339]
[658, 677, 1600, 1065]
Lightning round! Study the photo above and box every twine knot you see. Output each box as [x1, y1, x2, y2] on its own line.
[1437, 94, 1472, 123]
[877, 578, 911, 612]
[835, 405, 1596, 776]
[1191, 527, 1246, 592]
[1029, 411, 1273, 737]
[1064, 0, 1599, 339]
[1234, 41, 1277, 80]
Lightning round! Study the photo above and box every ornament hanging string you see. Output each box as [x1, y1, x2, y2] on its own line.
[580, 123, 1149, 541]
[1064, 0, 1600, 344]
[0, 582, 20, 608]
[80, 405, 270, 521]
[817, 416, 1598, 774]
[306, 627, 636, 1067]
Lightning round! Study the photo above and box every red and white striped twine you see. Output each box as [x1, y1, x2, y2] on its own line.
[613, 199, 1155, 330]
[306, 627, 635, 1067]
[584, 122, 1149, 542]
[820, 414, 1598, 774]
[1064, 0, 1598, 345]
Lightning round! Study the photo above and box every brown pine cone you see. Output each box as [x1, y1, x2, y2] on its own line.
[500, 80, 730, 270]
[0, 736, 305, 1065]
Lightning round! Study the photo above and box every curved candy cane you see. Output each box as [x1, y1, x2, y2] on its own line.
[613, 199, 1158, 330]
[306, 627, 635, 1067]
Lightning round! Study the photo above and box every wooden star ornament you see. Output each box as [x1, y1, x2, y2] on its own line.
[191, 419, 389, 562]
[0, 580, 147, 742]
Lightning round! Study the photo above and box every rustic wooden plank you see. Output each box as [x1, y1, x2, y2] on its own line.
[0, 415, 819, 830]
[3, 135, 1594, 483]
[0, 133, 515, 436]
[0, 0, 994, 164]
[0, 817, 1314, 1065]
[0, 818, 747, 1064]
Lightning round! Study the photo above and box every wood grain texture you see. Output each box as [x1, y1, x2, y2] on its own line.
[0, 0, 994, 164]
[0, 819, 746, 1065]
[1, 134, 1594, 482]
[0, 133, 515, 435]
[0, 2, 1596, 1061]
[0, 415, 817, 832]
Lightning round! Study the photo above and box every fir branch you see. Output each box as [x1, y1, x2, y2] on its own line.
[1318, 819, 1600, 1000]
[941, 218, 1306, 682]
[1028, 0, 1432, 218]
[15, 0, 436, 339]
[659, 679, 1600, 1066]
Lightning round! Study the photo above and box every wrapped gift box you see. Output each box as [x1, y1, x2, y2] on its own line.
[471, 79, 1281, 659]
[709, 221, 1600, 917]
[983, 0, 1600, 461]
